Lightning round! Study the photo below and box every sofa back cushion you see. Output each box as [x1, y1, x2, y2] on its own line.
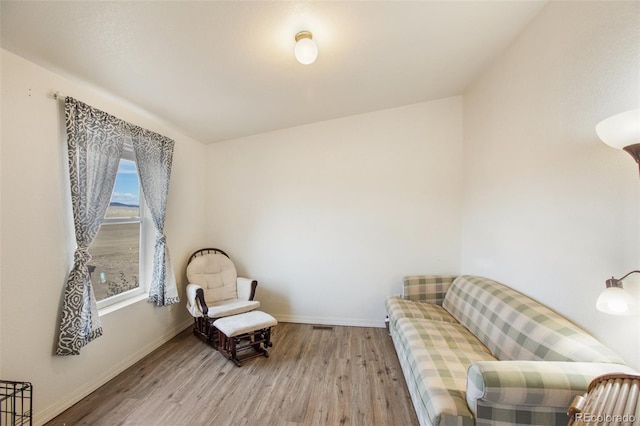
[442, 276, 625, 364]
[402, 275, 458, 304]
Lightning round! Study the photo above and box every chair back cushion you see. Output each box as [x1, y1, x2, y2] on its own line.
[187, 253, 238, 303]
[442, 275, 625, 364]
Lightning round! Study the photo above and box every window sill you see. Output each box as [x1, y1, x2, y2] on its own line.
[99, 293, 148, 316]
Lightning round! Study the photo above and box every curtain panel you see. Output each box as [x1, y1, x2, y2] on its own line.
[131, 126, 178, 306]
[57, 97, 126, 355]
[56, 97, 178, 356]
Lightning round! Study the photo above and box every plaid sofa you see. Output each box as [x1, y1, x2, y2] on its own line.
[385, 275, 637, 426]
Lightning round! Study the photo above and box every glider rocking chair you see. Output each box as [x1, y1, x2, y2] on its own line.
[186, 248, 260, 347]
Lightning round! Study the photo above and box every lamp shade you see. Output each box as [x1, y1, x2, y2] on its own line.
[595, 108, 640, 149]
[596, 286, 636, 315]
[294, 31, 318, 65]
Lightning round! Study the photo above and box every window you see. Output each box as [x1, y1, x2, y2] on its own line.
[90, 147, 145, 309]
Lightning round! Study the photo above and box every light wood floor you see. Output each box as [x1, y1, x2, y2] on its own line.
[46, 322, 419, 426]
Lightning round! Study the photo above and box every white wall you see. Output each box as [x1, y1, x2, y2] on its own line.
[462, 1, 640, 368]
[206, 97, 464, 326]
[0, 49, 208, 423]
[0, 49, 3, 379]
[2, 2, 638, 422]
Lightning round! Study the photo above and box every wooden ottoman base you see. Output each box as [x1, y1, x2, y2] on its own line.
[213, 311, 277, 367]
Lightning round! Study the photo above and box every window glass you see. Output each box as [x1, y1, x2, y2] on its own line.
[90, 158, 143, 305]
[106, 159, 140, 217]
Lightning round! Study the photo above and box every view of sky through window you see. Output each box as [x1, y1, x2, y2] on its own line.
[111, 159, 139, 207]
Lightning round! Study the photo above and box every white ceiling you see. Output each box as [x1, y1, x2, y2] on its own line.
[1, 1, 546, 144]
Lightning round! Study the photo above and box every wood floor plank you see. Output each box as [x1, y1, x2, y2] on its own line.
[46, 323, 418, 426]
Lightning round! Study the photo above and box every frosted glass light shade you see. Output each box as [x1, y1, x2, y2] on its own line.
[294, 32, 318, 65]
[596, 108, 640, 149]
[596, 287, 637, 315]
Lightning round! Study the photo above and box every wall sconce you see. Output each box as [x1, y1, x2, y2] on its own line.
[596, 108, 640, 171]
[596, 271, 638, 315]
[294, 31, 318, 65]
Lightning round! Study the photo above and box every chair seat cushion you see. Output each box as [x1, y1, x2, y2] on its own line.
[213, 311, 277, 337]
[206, 299, 260, 318]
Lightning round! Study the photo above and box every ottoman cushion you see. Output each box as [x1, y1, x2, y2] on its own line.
[214, 311, 277, 338]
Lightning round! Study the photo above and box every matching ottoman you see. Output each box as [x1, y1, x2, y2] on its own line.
[213, 310, 277, 367]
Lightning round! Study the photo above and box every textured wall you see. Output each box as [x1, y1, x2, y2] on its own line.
[206, 97, 464, 326]
[0, 50, 209, 423]
[462, 1, 640, 368]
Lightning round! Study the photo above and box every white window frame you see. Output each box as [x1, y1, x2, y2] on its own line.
[96, 145, 146, 311]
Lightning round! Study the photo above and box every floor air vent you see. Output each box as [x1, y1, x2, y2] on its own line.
[312, 325, 334, 331]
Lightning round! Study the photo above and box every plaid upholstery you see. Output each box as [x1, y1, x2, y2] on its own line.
[466, 361, 639, 425]
[395, 318, 491, 355]
[399, 332, 496, 426]
[385, 296, 458, 330]
[403, 275, 457, 303]
[390, 328, 436, 426]
[475, 403, 566, 426]
[442, 276, 626, 363]
[386, 274, 632, 426]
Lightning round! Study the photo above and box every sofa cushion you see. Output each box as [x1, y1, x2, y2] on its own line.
[403, 275, 458, 304]
[401, 342, 496, 426]
[393, 314, 497, 426]
[442, 276, 626, 364]
[385, 296, 458, 329]
[395, 317, 492, 355]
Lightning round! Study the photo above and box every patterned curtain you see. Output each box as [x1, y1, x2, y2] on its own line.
[131, 127, 178, 306]
[57, 97, 126, 355]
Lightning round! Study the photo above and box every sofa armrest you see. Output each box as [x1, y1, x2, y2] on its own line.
[402, 275, 457, 304]
[466, 360, 638, 422]
[237, 277, 258, 301]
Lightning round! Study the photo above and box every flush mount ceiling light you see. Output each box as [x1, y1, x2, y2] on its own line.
[294, 31, 318, 65]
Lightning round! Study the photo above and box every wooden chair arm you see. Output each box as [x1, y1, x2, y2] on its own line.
[237, 277, 258, 301]
[250, 280, 258, 301]
[195, 287, 209, 316]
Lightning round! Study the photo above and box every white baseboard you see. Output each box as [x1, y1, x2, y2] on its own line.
[35, 319, 192, 426]
[273, 314, 385, 329]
